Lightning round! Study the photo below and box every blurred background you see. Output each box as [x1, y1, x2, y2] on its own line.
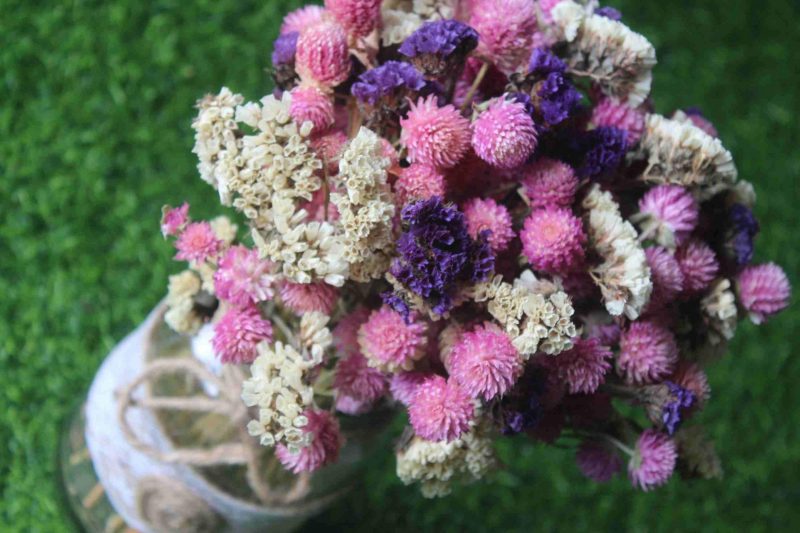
[1, 0, 798, 530]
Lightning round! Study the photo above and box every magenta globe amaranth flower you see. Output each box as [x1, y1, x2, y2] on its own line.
[212, 305, 273, 364]
[628, 429, 677, 491]
[472, 97, 538, 169]
[520, 158, 579, 209]
[324, 0, 381, 38]
[214, 245, 275, 307]
[637, 185, 699, 247]
[279, 281, 339, 315]
[617, 321, 678, 385]
[521, 207, 586, 273]
[174, 221, 221, 263]
[645, 246, 684, 307]
[401, 95, 472, 169]
[334, 353, 388, 414]
[462, 198, 515, 253]
[358, 306, 428, 372]
[447, 322, 522, 400]
[675, 239, 719, 294]
[737, 263, 791, 324]
[275, 409, 342, 473]
[540, 338, 613, 395]
[408, 375, 474, 442]
[289, 85, 335, 133]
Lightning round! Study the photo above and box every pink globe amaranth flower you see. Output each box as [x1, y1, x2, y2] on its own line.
[576, 441, 623, 482]
[334, 352, 387, 413]
[645, 246, 684, 307]
[408, 375, 474, 442]
[161, 203, 189, 237]
[279, 281, 340, 315]
[585, 321, 621, 347]
[469, 0, 538, 73]
[295, 21, 351, 90]
[400, 95, 471, 170]
[542, 338, 613, 395]
[174, 221, 222, 263]
[214, 245, 275, 307]
[447, 322, 522, 400]
[324, 0, 381, 38]
[520, 158, 579, 209]
[737, 263, 791, 324]
[334, 394, 371, 415]
[280, 5, 325, 35]
[617, 321, 678, 385]
[472, 98, 538, 169]
[212, 305, 273, 364]
[462, 197, 515, 253]
[628, 429, 677, 491]
[394, 163, 446, 206]
[358, 306, 428, 372]
[675, 239, 719, 294]
[310, 129, 348, 176]
[521, 207, 586, 273]
[333, 307, 371, 357]
[591, 98, 646, 145]
[638, 185, 699, 246]
[671, 360, 711, 409]
[275, 409, 342, 474]
[389, 371, 430, 406]
[290, 85, 335, 133]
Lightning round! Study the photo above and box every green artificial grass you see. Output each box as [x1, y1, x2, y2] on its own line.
[1, 1, 798, 531]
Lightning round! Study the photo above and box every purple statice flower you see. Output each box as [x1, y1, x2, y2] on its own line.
[390, 197, 493, 315]
[662, 381, 696, 435]
[578, 126, 628, 179]
[595, 6, 623, 21]
[726, 203, 759, 267]
[272, 31, 299, 66]
[508, 92, 537, 119]
[499, 367, 546, 435]
[381, 291, 411, 324]
[528, 47, 567, 77]
[399, 20, 478, 77]
[538, 72, 583, 126]
[351, 61, 434, 105]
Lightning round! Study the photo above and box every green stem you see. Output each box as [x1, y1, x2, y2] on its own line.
[459, 61, 489, 114]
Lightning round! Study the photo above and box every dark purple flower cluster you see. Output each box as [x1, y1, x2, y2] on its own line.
[579, 126, 628, 179]
[499, 369, 546, 435]
[595, 6, 623, 21]
[271, 32, 299, 66]
[390, 197, 493, 315]
[351, 61, 435, 105]
[528, 47, 567, 77]
[662, 381, 695, 435]
[538, 72, 583, 125]
[726, 203, 759, 266]
[399, 19, 478, 58]
[508, 92, 536, 118]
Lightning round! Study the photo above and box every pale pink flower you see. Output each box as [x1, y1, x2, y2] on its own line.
[469, 0, 538, 73]
[214, 245, 276, 306]
[591, 98, 647, 145]
[212, 305, 273, 364]
[447, 322, 522, 400]
[279, 281, 340, 315]
[520, 158, 578, 209]
[408, 375, 474, 442]
[275, 409, 342, 473]
[281, 5, 325, 35]
[628, 429, 677, 491]
[462, 198, 515, 253]
[472, 98, 538, 169]
[334, 353, 388, 414]
[290, 85, 335, 133]
[521, 207, 586, 273]
[295, 21, 351, 89]
[645, 246, 684, 307]
[638, 185, 699, 246]
[324, 0, 381, 38]
[400, 95, 471, 169]
[174, 221, 222, 263]
[389, 371, 430, 406]
[617, 321, 678, 385]
[161, 203, 189, 237]
[394, 163, 446, 206]
[737, 263, 791, 324]
[358, 306, 427, 372]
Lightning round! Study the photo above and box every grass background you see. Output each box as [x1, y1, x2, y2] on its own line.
[1, 0, 798, 530]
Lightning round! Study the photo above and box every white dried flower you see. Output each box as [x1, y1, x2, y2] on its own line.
[701, 278, 738, 345]
[298, 311, 333, 365]
[164, 270, 204, 335]
[210, 215, 238, 244]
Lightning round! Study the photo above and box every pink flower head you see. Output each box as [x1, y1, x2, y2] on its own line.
[295, 21, 351, 90]
[675, 239, 719, 294]
[324, 0, 381, 38]
[212, 305, 273, 364]
[389, 371, 430, 406]
[290, 85, 335, 133]
[310, 129, 348, 175]
[214, 245, 276, 307]
[334, 353, 388, 414]
[521, 207, 586, 273]
[400, 95, 471, 169]
[576, 441, 623, 482]
[469, 0, 538, 73]
[394, 163, 446, 206]
[590, 98, 646, 145]
[671, 360, 711, 409]
[638, 185, 699, 247]
[279, 281, 340, 315]
[174, 221, 222, 263]
[645, 246, 685, 307]
[447, 322, 522, 400]
[542, 338, 613, 394]
[628, 429, 677, 491]
[275, 409, 341, 473]
[472, 98, 538, 169]
[462, 198, 515, 252]
[281, 5, 326, 35]
[333, 307, 371, 357]
[161, 203, 189, 237]
[617, 321, 678, 385]
[520, 158, 579, 209]
[358, 306, 428, 372]
[408, 375, 474, 442]
[737, 263, 791, 324]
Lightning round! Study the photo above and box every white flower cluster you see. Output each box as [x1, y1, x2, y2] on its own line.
[380, 0, 457, 46]
[637, 114, 738, 199]
[330, 127, 397, 282]
[583, 185, 653, 320]
[701, 278, 738, 345]
[241, 341, 315, 452]
[552, 1, 656, 107]
[164, 270, 204, 335]
[298, 311, 334, 365]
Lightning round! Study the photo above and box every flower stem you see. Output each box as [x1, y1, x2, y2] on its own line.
[460, 60, 489, 114]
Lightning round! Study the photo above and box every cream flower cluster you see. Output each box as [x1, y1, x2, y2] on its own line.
[164, 270, 205, 335]
[700, 278, 738, 345]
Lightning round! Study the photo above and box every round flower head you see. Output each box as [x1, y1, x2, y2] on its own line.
[520, 158, 578, 209]
[617, 321, 678, 385]
[472, 98, 538, 169]
[161, 203, 189, 237]
[214, 245, 276, 307]
[541, 338, 613, 395]
[578, 126, 628, 179]
[637, 185, 699, 247]
[358, 306, 428, 372]
[400, 95, 471, 169]
[408, 375, 474, 442]
[645, 246, 684, 307]
[332, 306, 370, 357]
[275, 409, 341, 474]
[725, 203, 759, 267]
[521, 207, 586, 273]
[212, 305, 273, 364]
[675, 239, 719, 294]
[324, 0, 381, 38]
[351, 61, 434, 107]
[390, 371, 430, 406]
[399, 19, 479, 78]
[590, 97, 646, 145]
[628, 429, 677, 491]
[279, 281, 340, 315]
[394, 163, 446, 206]
[295, 21, 351, 90]
[174, 221, 221, 263]
[462, 198, 515, 252]
[576, 441, 623, 482]
[334, 353, 388, 414]
[469, 0, 538, 73]
[280, 5, 325, 35]
[289, 85, 335, 133]
[537, 71, 582, 126]
[737, 263, 791, 324]
[670, 361, 711, 409]
[447, 322, 522, 400]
